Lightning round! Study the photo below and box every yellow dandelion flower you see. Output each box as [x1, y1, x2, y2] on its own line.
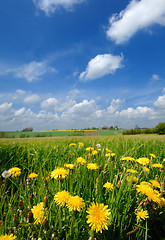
[8, 167, 21, 177]
[69, 143, 76, 146]
[54, 191, 71, 207]
[127, 176, 137, 182]
[135, 209, 149, 221]
[111, 153, 116, 157]
[78, 142, 84, 147]
[28, 173, 38, 179]
[121, 156, 135, 161]
[86, 202, 111, 233]
[143, 167, 150, 173]
[77, 157, 86, 165]
[149, 180, 161, 188]
[146, 190, 162, 205]
[136, 182, 153, 195]
[137, 158, 150, 165]
[31, 202, 44, 224]
[149, 153, 156, 158]
[103, 182, 113, 191]
[0, 234, 17, 240]
[92, 150, 98, 155]
[50, 167, 69, 180]
[87, 163, 99, 170]
[66, 195, 85, 211]
[106, 148, 112, 153]
[105, 153, 110, 157]
[152, 164, 164, 169]
[126, 169, 138, 174]
[86, 147, 94, 152]
[163, 158, 165, 162]
[64, 164, 75, 169]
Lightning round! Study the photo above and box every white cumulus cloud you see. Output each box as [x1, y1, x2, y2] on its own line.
[24, 94, 40, 104]
[33, 0, 85, 15]
[154, 95, 165, 109]
[106, 0, 165, 44]
[79, 53, 123, 81]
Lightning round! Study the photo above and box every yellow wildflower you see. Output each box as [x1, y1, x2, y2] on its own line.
[31, 202, 44, 224]
[121, 156, 135, 161]
[66, 195, 85, 211]
[137, 158, 150, 165]
[126, 169, 138, 174]
[28, 173, 38, 179]
[143, 167, 150, 173]
[86, 147, 94, 152]
[87, 163, 99, 170]
[77, 157, 86, 165]
[69, 143, 76, 146]
[106, 148, 112, 153]
[50, 167, 69, 180]
[64, 164, 75, 169]
[127, 176, 137, 182]
[149, 180, 161, 189]
[0, 234, 17, 240]
[92, 150, 98, 155]
[78, 142, 84, 147]
[152, 164, 164, 169]
[135, 209, 149, 221]
[86, 202, 111, 233]
[103, 182, 113, 191]
[54, 191, 71, 207]
[9, 167, 21, 177]
[149, 154, 156, 158]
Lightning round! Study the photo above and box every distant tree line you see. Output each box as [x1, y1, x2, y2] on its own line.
[123, 122, 165, 135]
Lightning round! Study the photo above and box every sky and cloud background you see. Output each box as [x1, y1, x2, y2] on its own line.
[0, 0, 165, 131]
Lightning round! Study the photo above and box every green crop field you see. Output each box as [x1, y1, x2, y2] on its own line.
[0, 135, 165, 239]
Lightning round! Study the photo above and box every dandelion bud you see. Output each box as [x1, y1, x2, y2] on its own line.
[99, 165, 102, 170]
[155, 175, 158, 179]
[43, 177, 48, 187]
[43, 217, 49, 230]
[28, 211, 34, 223]
[8, 227, 13, 234]
[161, 180, 165, 186]
[117, 180, 121, 186]
[18, 200, 24, 210]
[104, 164, 108, 169]
[43, 194, 48, 209]
[29, 194, 33, 203]
[13, 214, 19, 227]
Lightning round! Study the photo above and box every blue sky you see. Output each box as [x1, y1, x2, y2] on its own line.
[0, 0, 165, 131]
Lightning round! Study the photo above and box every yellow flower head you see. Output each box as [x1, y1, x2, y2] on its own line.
[121, 156, 135, 161]
[66, 195, 85, 211]
[135, 209, 149, 221]
[78, 142, 84, 147]
[86, 147, 94, 152]
[31, 202, 44, 224]
[69, 143, 76, 146]
[127, 176, 137, 182]
[136, 182, 153, 195]
[64, 164, 75, 169]
[92, 150, 98, 156]
[0, 234, 17, 240]
[137, 158, 150, 165]
[77, 157, 86, 165]
[103, 182, 113, 191]
[50, 167, 69, 180]
[54, 191, 71, 207]
[8, 167, 21, 177]
[106, 148, 112, 153]
[111, 153, 116, 157]
[28, 173, 38, 179]
[149, 180, 161, 189]
[87, 163, 99, 170]
[126, 169, 138, 174]
[152, 164, 164, 169]
[105, 153, 110, 157]
[149, 153, 156, 158]
[86, 202, 111, 233]
[143, 167, 150, 173]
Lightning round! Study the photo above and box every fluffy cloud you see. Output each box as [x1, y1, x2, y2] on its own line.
[154, 95, 165, 109]
[151, 74, 160, 81]
[0, 94, 165, 131]
[107, 0, 165, 44]
[0, 61, 56, 82]
[79, 54, 123, 81]
[24, 94, 40, 104]
[33, 0, 85, 15]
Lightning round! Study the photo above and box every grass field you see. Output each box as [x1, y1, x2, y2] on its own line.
[0, 135, 165, 239]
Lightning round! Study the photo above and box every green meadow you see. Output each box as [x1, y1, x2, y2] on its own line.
[0, 135, 165, 239]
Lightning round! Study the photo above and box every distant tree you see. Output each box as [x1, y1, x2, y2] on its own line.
[22, 127, 33, 132]
[155, 122, 165, 135]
